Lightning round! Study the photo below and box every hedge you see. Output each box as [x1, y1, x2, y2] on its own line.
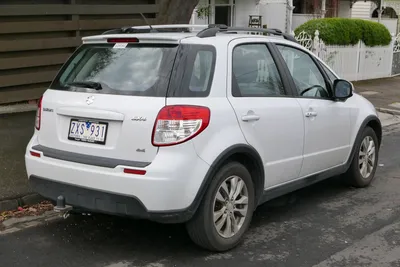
[294, 18, 392, 47]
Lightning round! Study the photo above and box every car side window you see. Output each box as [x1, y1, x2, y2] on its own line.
[189, 50, 213, 92]
[232, 44, 285, 97]
[277, 45, 331, 99]
[321, 63, 338, 83]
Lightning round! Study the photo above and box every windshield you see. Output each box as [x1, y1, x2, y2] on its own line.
[51, 43, 178, 97]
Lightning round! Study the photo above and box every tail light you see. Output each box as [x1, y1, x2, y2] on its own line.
[152, 105, 210, 147]
[35, 96, 43, 130]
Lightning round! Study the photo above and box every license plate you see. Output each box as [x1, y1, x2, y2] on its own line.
[68, 119, 108, 145]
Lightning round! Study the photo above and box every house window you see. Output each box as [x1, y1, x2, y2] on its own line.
[293, 0, 317, 14]
[209, 0, 235, 26]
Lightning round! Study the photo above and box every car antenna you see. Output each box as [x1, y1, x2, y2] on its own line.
[140, 13, 157, 33]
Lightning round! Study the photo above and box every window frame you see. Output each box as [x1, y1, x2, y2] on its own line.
[230, 42, 295, 98]
[272, 43, 335, 101]
[320, 62, 339, 84]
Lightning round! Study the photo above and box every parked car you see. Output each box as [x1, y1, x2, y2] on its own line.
[25, 24, 382, 252]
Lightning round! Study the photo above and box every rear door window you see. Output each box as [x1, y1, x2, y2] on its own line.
[232, 43, 285, 97]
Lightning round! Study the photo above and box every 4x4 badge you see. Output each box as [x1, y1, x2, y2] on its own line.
[86, 96, 95, 105]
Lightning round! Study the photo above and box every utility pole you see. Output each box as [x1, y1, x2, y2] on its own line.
[321, 0, 326, 18]
[378, 0, 384, 23]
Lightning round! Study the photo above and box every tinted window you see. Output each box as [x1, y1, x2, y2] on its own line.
[277, 45, 331, 98]
[167, 44, 216, 97]
[232, 44, 284, 97]
[189, 51, 214, 92]
[51, 44, 178, 97]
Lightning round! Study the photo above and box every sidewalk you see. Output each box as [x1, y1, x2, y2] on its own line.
[353, 76, 400, 115]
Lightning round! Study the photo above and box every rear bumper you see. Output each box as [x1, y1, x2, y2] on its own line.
[25, 135, 211, 223]
[29, 176, 194, 223]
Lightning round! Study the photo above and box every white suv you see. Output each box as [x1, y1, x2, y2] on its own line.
[25, 24, 381, 252]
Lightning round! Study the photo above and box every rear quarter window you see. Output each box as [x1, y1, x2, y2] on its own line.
[167, 44, 216, 97]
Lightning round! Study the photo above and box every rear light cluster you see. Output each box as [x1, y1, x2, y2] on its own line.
[30, 151, 41, 158]
[152, 105, 210, 147]
[35, 96, 43, 130]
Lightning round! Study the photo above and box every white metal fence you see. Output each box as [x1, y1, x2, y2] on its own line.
[295, 30, 399, 81]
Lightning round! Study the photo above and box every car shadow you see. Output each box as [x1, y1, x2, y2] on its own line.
[44, 175, 358, 264]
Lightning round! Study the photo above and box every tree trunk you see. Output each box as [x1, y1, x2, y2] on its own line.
[157, 0, 200, 24]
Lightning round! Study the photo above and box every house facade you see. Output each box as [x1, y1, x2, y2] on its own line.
[189, 0, 373, 33]
[351, 1, 398, 34]
[190, 0, 290, 33]
[292, 0, 399, 34]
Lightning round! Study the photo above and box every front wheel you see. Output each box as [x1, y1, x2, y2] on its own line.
[186, 162, 255, 252]
[345, 126, 379, 188]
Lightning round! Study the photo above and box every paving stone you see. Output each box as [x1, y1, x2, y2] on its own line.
[21, 193, 44, 206]
[0, 199, 18, 212]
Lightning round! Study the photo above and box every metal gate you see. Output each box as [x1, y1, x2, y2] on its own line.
[392, 33, 400, 75]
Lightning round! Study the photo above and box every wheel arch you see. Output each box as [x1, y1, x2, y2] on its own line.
[194, 144, 265, 213]
[346, 115, 382, 169]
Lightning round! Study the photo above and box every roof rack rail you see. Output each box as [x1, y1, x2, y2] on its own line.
[196, 25, 298, 43]
[102, 24, 210, 35]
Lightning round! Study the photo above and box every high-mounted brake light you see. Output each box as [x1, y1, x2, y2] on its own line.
[107, 38, 139, 43]
[152, 105, 211, 147]
[35, 96, 43, 130]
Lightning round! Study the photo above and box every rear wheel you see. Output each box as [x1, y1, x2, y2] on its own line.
[345, 126, 379, 188]
[186, 162, 255, 252]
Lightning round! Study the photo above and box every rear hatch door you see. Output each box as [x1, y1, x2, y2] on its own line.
[37, 40, 178, 164]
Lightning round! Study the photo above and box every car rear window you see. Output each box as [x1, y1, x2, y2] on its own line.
[51, 43, 178, 97]
[50, 43, 216, 98]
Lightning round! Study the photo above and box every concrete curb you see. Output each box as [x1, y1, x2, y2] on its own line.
[0, 210, 60, 235]
[0, 194, 45, 213]
[377, 107, 400, 116]
[0, 103, 37, 115]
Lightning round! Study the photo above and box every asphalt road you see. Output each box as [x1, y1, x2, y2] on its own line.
[1, 125, 400, 267]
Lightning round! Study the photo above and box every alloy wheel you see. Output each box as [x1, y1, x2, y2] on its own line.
[213, 175, 249, 238]
[359, 136, 376, 179]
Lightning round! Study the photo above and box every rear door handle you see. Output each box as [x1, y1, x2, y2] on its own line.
[241, 114, 260, 122]
[305, 111, 317, 117]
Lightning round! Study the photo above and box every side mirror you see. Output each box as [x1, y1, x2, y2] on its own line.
[333, 79, 353, 100]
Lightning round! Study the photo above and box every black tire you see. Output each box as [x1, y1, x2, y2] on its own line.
[186, 162, 255, 252]
[345, 126, 379, 188]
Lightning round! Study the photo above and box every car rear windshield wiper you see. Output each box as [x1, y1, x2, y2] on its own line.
[66, 81, 103, 90]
